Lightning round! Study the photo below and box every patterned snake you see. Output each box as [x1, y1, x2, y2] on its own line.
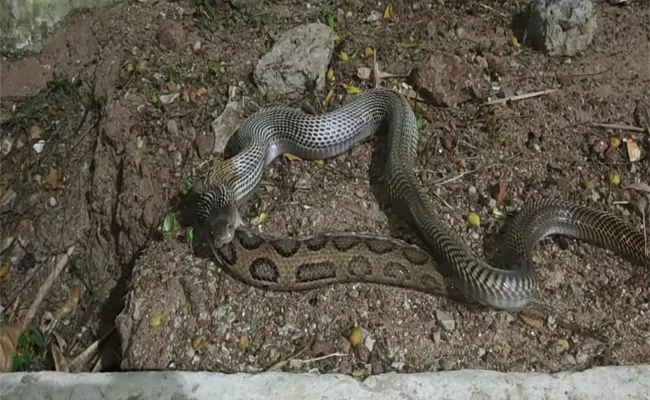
[192, 88, 648, 310]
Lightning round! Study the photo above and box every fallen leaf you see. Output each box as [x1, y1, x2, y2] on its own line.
[0, 265, 9, 278]
[266, 359, 287, 372]
[150, 311, 164, 327]
[29, 126, 43, 140]
[52, 343, 69, 372]
[339, 51, 349, 62]
[192, 335, 205, 350]
[314, 160, 324, 166]
[182, 90, 190, 103]
[364, 47, 374, 57]
[0, 322, 22, 372]
[163, 215, 175, 232]
[42, 168, 59, 189]
[626, 139, 641, 162]
[54, 287, 81, 320]
[511, 37, 520, 47]
[238, 334, 249, 351]
[342, 84, 360, 94]
[467, 212, 481, 227]
[610, 174, 621, 187]
[492, 182, 507, 205]
[383, 3, 394, 20]
[349, 325, 362, 347]
[624, 182, 650, 193]
[327, 68, 334, 81]
[333, 33, 341, 44]
[195, 87, 208, 97]
[283, 153, 302, 161]
[609, 136, 621, 148]
[322, 89, 334, 106]
[258, 213, 267, 224]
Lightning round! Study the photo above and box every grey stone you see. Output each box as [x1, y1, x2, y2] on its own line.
[0, 367, 649, 399]
[435, 309, 456, 331]
[528, 0, 598, 56]
[0, 0, 121, 57]
[254, 23, 334, 100]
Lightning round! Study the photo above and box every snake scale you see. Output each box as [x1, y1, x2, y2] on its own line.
[192, 87, 648, 310]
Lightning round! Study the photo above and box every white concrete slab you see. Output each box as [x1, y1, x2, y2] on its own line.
[0, 366, 648, 400]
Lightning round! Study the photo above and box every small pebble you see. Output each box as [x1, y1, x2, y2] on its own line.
[435, 310, 456, 332]
[439, 358, 456, 370]
[468, 186, 477, 196]
[562, 354, 577, 365]
[49, 197, 57, 207]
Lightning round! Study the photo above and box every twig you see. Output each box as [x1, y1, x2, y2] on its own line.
[20, 246, 75, 332]
[432, 168, 482, 187]
[432, 191, 454, 210]
[292, 352, 348, 365]
[479, 3, 508, 18]
[483, 89, 558, 105]
[590, 123, 646, 133]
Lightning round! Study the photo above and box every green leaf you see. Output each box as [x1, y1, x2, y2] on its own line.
[151, 94, 158, 104]
[327, 14, 335, 29]
[12, 353, 32, 372]
[29, 329, 44, 350]
[163, 215, 175, 232]
[416, 116, 426, 130]
[186, 227, 194, 244]
[181, 181, 192, 195]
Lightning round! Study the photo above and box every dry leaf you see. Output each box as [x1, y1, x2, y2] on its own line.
[492, 182, 507, 205]
[43, 168, 59, 189]
[192, 335, 205, 350]
[624, 182, 650, 193]
[327, 68, 334, 81]
[52, 343, 69, 372]
[266, 359, 287, 372]
[54, 287, 81, 320]
[342, 84, 361, 94]
[626, 139, 641, 162]
[322, 89, 334, 106]
[383, 3, 394, 20]
[283, 153, 302, 161]
[364, 47, 374, 57]
[338, 51, 349, 62]
[29, 126, 43, 140]
[349, 325, 362, 347]
[0, 265, 10, 278]
[150, 311, 164, 327]
[0, 322, 22, 372]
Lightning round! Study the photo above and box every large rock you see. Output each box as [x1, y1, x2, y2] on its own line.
[254, 23, 334, 100]
[527, 0, 598, 56]
[409, 51, 486, 108]
[0, 0, 122, 57]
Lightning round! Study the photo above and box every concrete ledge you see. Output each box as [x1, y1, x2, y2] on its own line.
[1, 366, 648, 400]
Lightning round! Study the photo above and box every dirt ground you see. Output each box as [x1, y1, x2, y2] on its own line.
[1, 0, 649, 374]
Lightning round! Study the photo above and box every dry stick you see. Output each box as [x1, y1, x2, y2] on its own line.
[432, 168, 482, 187]
[293, 352, 348, 365]
[483, 89, 558, 106]
[478, 3, 508, 18]
[590, 123, 646, 133]
[20, 246, 75, 333]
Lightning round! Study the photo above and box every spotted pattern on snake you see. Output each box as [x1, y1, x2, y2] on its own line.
[194, 88, 648, 310]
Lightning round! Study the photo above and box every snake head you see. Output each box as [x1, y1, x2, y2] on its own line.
[206, 204, 244, 248]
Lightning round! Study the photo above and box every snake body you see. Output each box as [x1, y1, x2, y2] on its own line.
[193, 88, 648, 310]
